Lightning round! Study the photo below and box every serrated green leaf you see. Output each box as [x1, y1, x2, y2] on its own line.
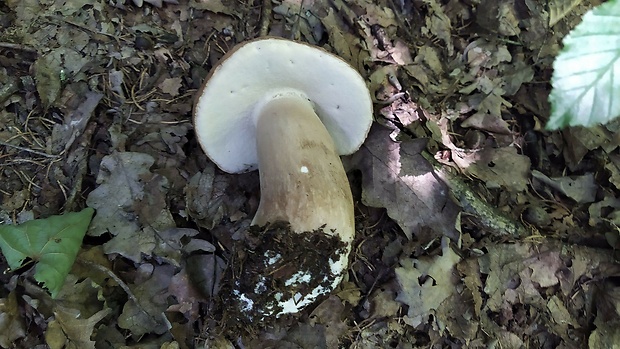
[547, 0, 620, 130]
[0, 208, 95, 298]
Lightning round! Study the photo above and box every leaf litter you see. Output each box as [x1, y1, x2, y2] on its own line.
[0, 0, 619, 348]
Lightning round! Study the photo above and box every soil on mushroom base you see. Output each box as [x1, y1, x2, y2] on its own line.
[219, 221, 348, 332]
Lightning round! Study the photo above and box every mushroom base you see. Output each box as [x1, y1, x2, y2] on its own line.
[224, 221, 349, 323]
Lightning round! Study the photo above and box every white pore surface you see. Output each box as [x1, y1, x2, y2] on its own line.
[194, 38, 373, 173]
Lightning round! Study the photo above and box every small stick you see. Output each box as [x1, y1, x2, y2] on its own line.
[0, 42, 38, 53]
[0, 140, 59, 158]
[259, 0, 272, 37]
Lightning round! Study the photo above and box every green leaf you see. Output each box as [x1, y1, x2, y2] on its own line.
[0, 208, 95, 298]
[547, 0, 620, 130]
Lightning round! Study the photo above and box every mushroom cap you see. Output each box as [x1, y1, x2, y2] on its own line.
[194, 37, 373, 173]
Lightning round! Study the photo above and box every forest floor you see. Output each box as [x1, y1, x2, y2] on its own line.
[1, 0, 620, 348]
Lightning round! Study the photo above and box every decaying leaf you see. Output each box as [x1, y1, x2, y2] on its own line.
[33, 51, 63, 108]
[158, 77, 183, 97]
[46, 306, 111, 349]
[168, 268, 209, 322]
[186, 254, 226, 298]
[560, 126, 619, 169]
[479, 240, 619, 346]
[461, 112, 511, 134]
[189, 0, 240, 17]
[549, 0, 585, 27]
[0, 292, 26, 347]
[532, 170, 597, 203]
[421, 0, 453, 55]
[118, 264, 175, 336]
[320, 8, 369, 73]
[452, 146, 531, 192]
[50, 91, 102, 154]
[86, 152, 175, 262]
[395, 237, 461, 329]
[308, 296, 349, 348]
[185, 162, 229, 229]
[350, 125, 459, 241]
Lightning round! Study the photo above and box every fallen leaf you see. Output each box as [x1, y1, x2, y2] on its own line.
[0, 292, 26, 347]
[189, 0, 240, 17]
[309, 296, 349, 348]
[186, 254, 226, 298]
[168, 268, 208, 321]
[421, 0, 454, 55]
[50, 91, 102, 154]
[532, 170, 597, 204]
[33, 51, 63, 108]
[0, 208, 94, 297]
[118, 264, 175, 336]
[461, 112, 512, 134]
[86, 152, 164, 262]
[46, 306, 111, 349]
[158, 77, 182, 97]
[350, 124, 460, 241]
[395, 237, 461, 329]
[549, 0, 584, 26]
[452, 146, 531, 191]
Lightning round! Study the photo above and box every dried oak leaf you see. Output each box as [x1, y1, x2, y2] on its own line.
[395, 237, 461, 329]
[309, 296, 350, 348]
[0, 292, 26, 348]
[118, 264, 175, 336]
[452, 146, 530, 192]
[45, 306, 111, 349]
[349, 124, 459, 241]
[87, 152, 175, 262]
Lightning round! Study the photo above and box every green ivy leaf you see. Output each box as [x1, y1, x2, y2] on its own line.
[547, 0, 620, 130]
[0, 208, 95, 298]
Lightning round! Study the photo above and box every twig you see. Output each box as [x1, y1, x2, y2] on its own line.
[0, 77, 20, 104]
[289, 0, 306, 40]
[0, 140, 59, 158]
[422, 151, 530, 239]
[0, 42, 38, 53]
[259, 0, 272, 37]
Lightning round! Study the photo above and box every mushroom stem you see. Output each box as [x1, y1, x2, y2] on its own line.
[252, 94, 355, 246]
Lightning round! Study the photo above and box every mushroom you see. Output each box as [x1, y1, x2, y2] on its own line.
[194, 37, 373, 319]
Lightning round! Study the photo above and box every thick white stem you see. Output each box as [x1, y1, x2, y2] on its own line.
[252, 94, 355, 245]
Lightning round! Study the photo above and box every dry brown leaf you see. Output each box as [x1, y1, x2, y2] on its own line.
[461, 112, 512, 134]
[309, 296, 349, 348]
[86, 152, 167, 262]
[532, 170, 597, 204]
[46, 306, 111, 349]
[421, 0, 453, 55]
[480, 240, 619, 346]
[395, 237, 461, 329]
[561, 126, 619, 170]
[452, 146, 530, 192]
[548, 0, 584, 26]
[118, 264, 175, 336]
[0, 292, 26, 347]
[189, 0, 239, 17]
[320, 8, 369, 73]
[349, 125, 459, 241]
[158, 77, 183, 97]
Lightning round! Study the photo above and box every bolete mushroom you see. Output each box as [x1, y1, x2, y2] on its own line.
[194, 37, 372, 319]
